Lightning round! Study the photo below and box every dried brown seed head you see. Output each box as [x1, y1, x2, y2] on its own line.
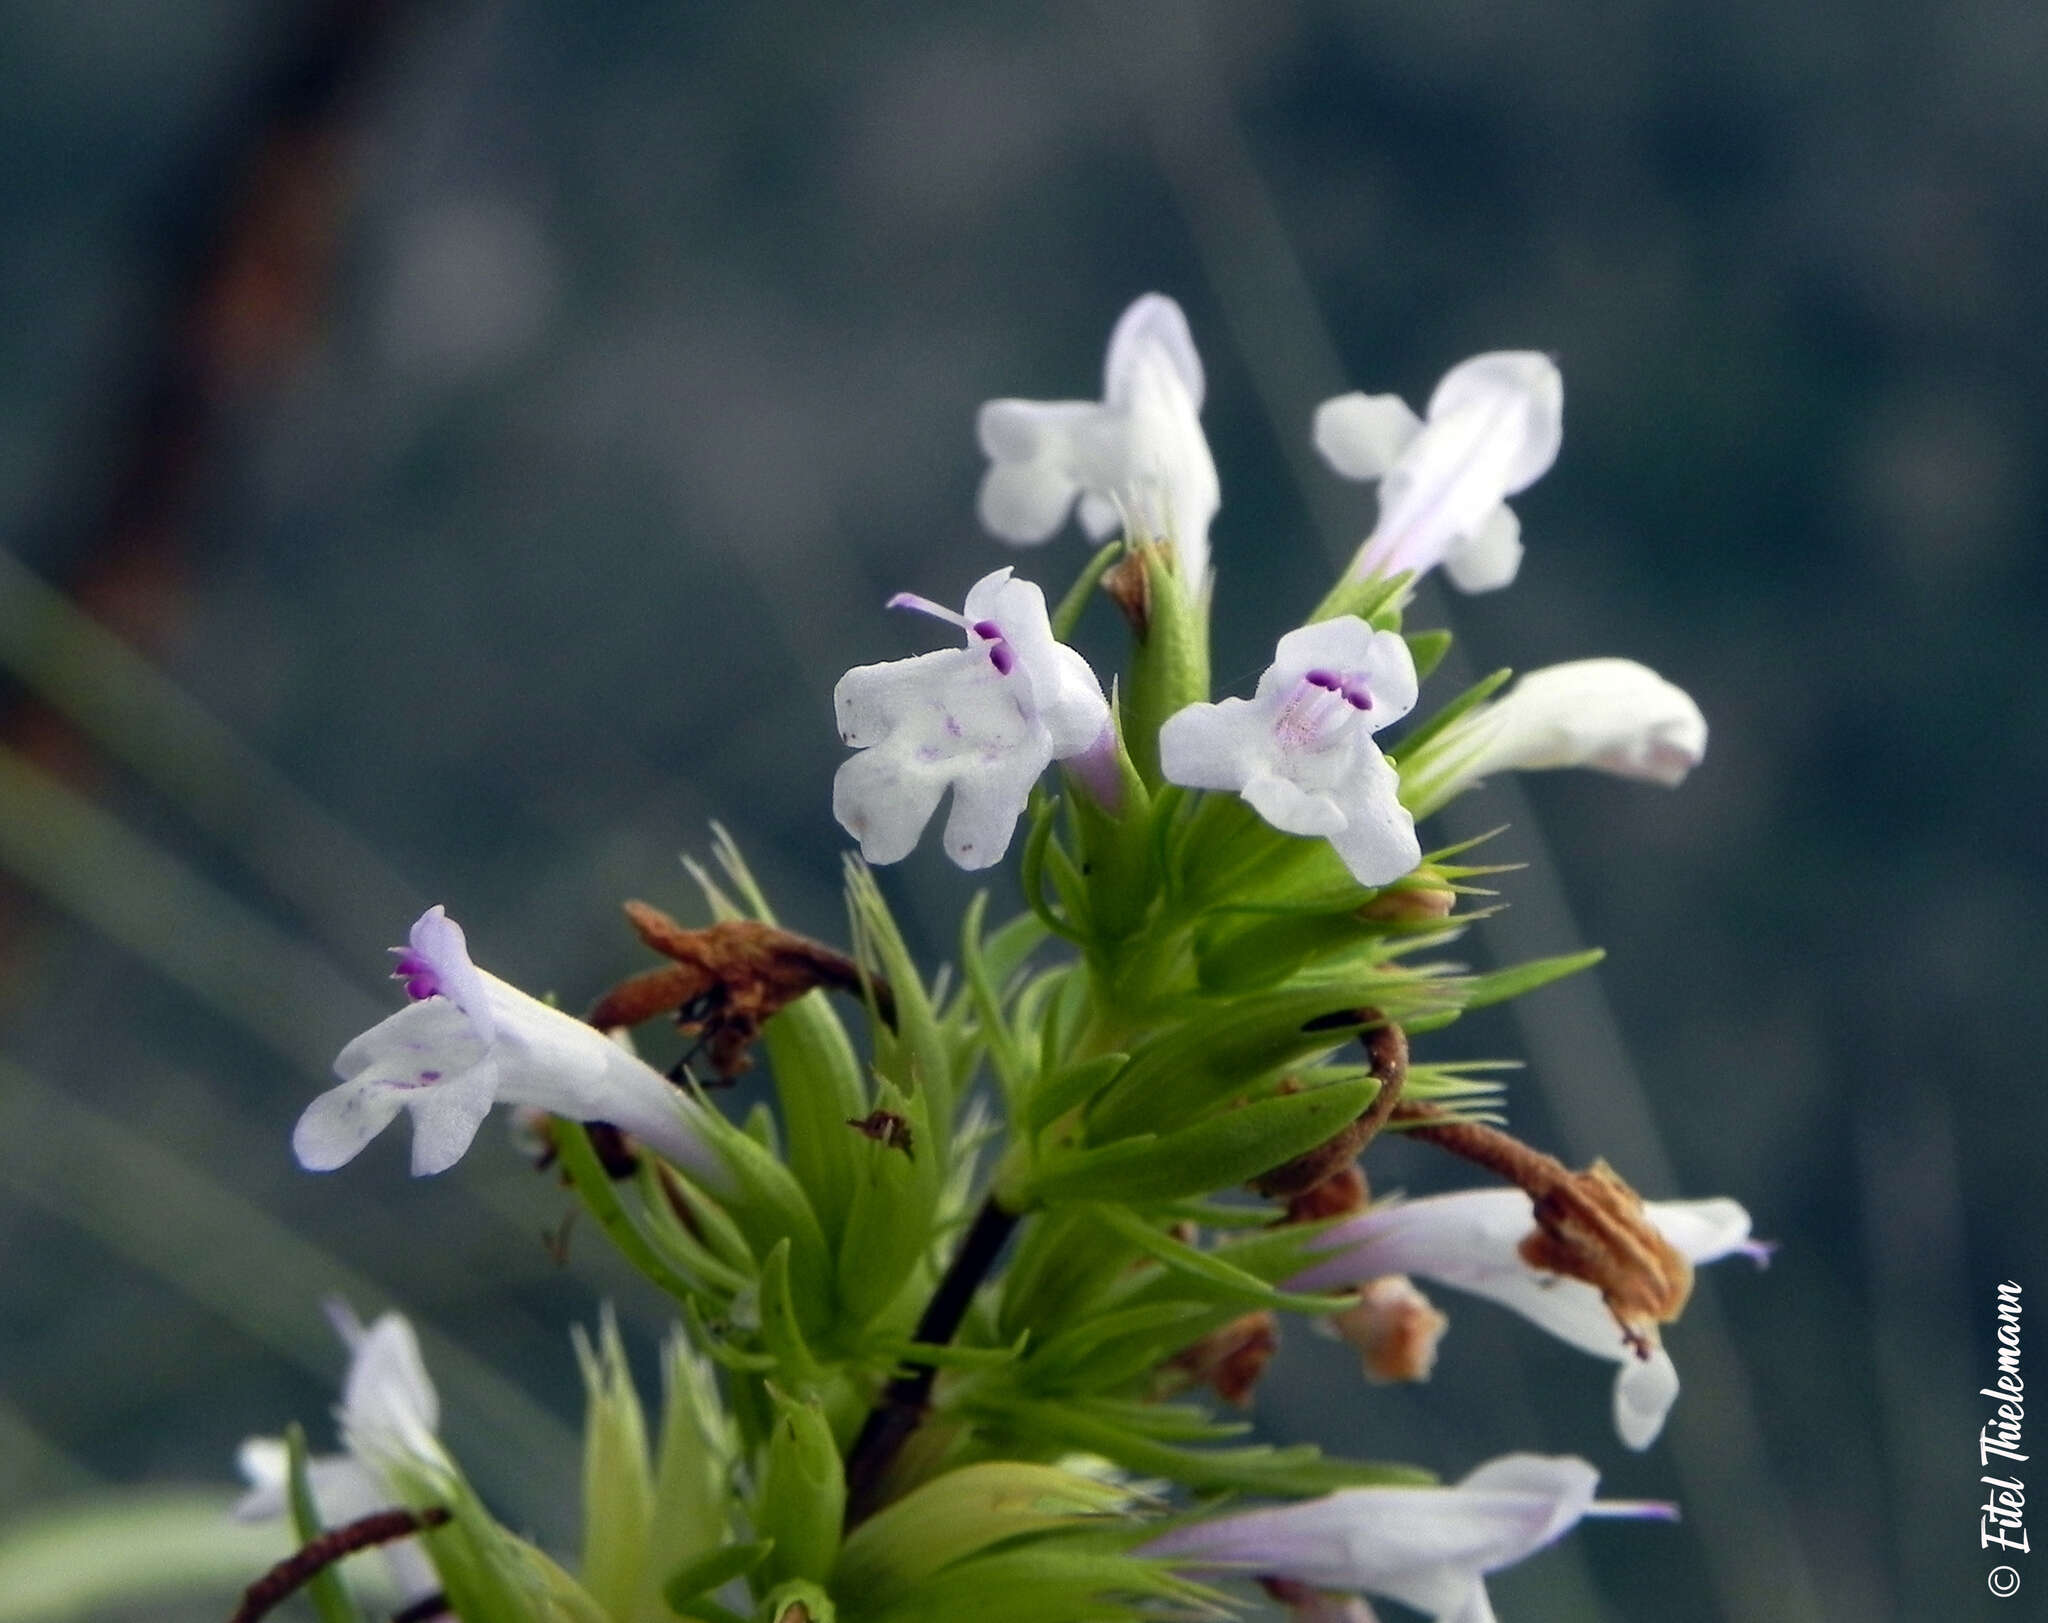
[1331, 1275, 1449, 1383]
[1519, 1157, 1694, 1355]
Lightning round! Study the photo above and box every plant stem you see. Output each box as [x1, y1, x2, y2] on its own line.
[841, 1194, 1018, 1527]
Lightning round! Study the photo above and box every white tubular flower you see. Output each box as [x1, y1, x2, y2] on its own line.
[1471, 658, 1706, 785]
[233, 1302, 444, 1605]
[1401, 658, 1707, 818]
[1158, 618, 1420, 887]
[977, 293, 1219, 596]
[295, 907, 726, 1183]
[1143, 1454, 1674, 1622]
[833, 566, 1109, 871]
[1315, 351, 1563, 592]
[1290, 1189, 1770, 1449]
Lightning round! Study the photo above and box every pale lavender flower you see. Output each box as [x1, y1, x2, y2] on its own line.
[833, 566, 1109, 870]
[977, 293, 1219, 596]
[1315, 352, 1562, 592]
[1158, 617, 1420, 886]
[295, 907, 725, 1181]
[1144, 1453, 1674, 1623]
[1290, 1189, 1769, 1449]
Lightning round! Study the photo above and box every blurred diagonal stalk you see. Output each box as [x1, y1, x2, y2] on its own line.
[0, 1060, 578, 1532]
[0, 550, 423, 970]
[1130, 15, 1823, 1621]
[0, 741, 383, 1072]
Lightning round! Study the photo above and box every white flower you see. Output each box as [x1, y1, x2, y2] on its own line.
[295, 907, 726, 1182]
[833, 566, 1109, 870]
[233, 1302, 444, 1605]
[1401, 658, 1707, 818]
[1315, 351, 1562, 592]
[1290, 1189, 1769, 1449]
[1143, 1453, 1674, 1622]
[1158, 618, 1420, 886]
[1472, 658, 1706, 784]
[977, 293, 1219, 596]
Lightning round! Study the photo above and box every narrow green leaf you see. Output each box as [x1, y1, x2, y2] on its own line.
[1050, 540, 1126, 640]
[284, 1424, 360, 1623]
[554, 1121, 709, 1307]
[1084, 1204, 1354, 1314]
[1455, 947, 1605, 1010]
[1030, 1079, 1377, 1207]
[661, 1539, 773, 1614]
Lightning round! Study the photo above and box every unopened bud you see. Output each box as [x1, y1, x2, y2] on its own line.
[1356, 879, 1455, 924]
[1331, 1276, 1449, 1383]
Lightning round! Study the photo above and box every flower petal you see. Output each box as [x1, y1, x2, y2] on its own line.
[1324, 762, 1423, 885]
[1425, 352, 1562, 496]
[941, 748, 1048, 869]
[401, 1058, 500, 1175]
[1243, 770, 1348, 838]
[1613, 1346, 1681, 1450]
[1314, 392, 1423, 480]
[400, 905, 494, 1042]
[1103, 292, 1204, 411]
[1440, 504, 1523, 594]
[1158, 699, 1260, 791]
[293, 1074, 409, 1171]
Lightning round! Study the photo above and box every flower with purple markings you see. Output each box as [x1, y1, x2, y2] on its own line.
[1316, 351, 1563, 593]
[1158, 617, 1420, 886]
[833, 566, 1110, 870]
[1143, 1453, 1674, 1623]
[295, 906, 725, 1181]
[977, 293, 1219, 597]
[1289, 1189, 1770, 1449]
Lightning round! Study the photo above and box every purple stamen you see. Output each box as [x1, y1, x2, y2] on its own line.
[1342, 677, 1374, 710]
[887, 591, 969, 628]
[970, 619, 1003, 641]
[389, 948, 440, 1002]
[988, 642, 1017, 675]
[1304, 668, 1341, 690]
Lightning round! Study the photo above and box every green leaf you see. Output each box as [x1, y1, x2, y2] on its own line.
[1050, 540, 1126, 641]
[661, 1540, 773, 1615]
[1116, 541, 1210, 787]
[554, 1121, 715, 1307]
[833, 1462, 1133, 1608]
[754, 1389, 845, 1589]
[1024, 1051, 1129, 1135]
[284, 1424, 361, 1623]
[958, 891, 1032, 1110]
[572, 1312, 654, 1621]
[1455, 947, 1605, 1010]
[760, 1240, 829, 1389]
[1020, 1300, 1218, 1391]
[1029, 1077, 1377, 1207]
[1083, 1204, 1354, 1314]
[835, 1078, 942, 1328]
[982, 1398, 1433, 1497]
[1306, 567, 1413, 627]
[1405, 626, 1453, 681]
[1390, 666, 1513, 760]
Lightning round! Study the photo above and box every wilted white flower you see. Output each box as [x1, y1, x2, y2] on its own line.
[978, 293, 1219, 596]
[1290, 1189, 1769, 1448]
[1143, 1453, 1674, 1621]
[1316, 351, 1562, 592]
[295, 907, 725, 1182]
[1158, 617, 1420, 886]
[833, 566, 1109, 870]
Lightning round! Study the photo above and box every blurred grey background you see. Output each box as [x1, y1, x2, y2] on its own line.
[1, 2, 2042, 1619]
